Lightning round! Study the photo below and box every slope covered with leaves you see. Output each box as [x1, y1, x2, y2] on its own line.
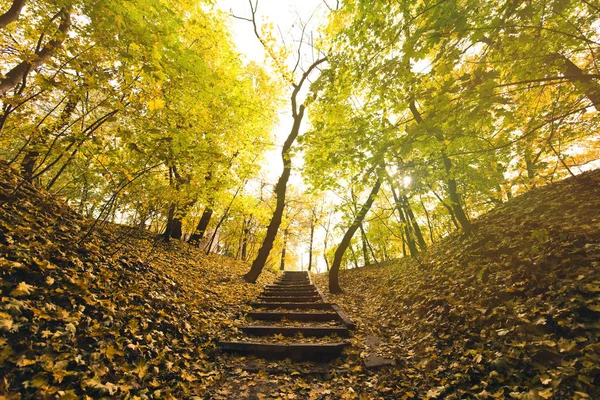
[0, 161, 277, 398]
[315, 169, 600, 399]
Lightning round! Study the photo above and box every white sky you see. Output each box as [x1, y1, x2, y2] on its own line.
[216, 0, 327, 184]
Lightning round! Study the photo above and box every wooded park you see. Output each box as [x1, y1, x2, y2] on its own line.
[0, 0, 599, 398]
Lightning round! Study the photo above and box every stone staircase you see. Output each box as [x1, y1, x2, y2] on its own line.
[218, 271, 354, 361]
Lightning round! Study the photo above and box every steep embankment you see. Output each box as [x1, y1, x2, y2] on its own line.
[316, 170, 600, 399]
[0, 162, 276, 398]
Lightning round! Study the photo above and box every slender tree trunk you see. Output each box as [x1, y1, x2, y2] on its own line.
[243, 57, 326, 283]
[323, 213, 331, 271]
[308, 218, 314, 271]
[349, 244, 359, 269]
[420, 195, 435, 244]
[554, 54, 600, 111]
[244, 107, 304, 282]
[442, 154, 472, 233]
[279, 228, 288, 271]
[21, 96, 77, 179]
[0, 8, 71, 96]
[330, 177, 382, 294]
[390, 183, 419, 256]
[359, 223, 370, 265]
[241, 217, 250, 261]
[402, 195, 426, 250]
[0, 0, 26, 30]
[409, 100, 472, 233]
[365, 232, 379, 265]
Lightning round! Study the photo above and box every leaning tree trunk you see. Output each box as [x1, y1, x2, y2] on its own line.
[329, 177, 382, 294]
[0, 0, 27, 31]
[553, 54, 600, 111]
[189, 207, 213, 243]
[243, 57, 326, 283]
[409, 99, 472, 234]
[0, 8, 71, 96]
[390, 183, 419, 257]
[442, 154, 472, 233]
[401, 195, 427, 250]
[279, 228, 288, 271]
[308, 218, 315, 271]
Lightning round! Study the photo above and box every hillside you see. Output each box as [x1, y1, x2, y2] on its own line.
[315, 169, 600, 399]
[0, 162, 277, 398]
[1, 162, 599, 399]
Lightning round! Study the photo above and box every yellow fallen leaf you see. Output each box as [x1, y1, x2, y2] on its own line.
[11, 282, 35, 297]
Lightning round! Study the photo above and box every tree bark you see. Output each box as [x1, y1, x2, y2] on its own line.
[243, 57, 326, 283]
[442, 154, 472, 233]
[279, 228, 288, 271]
[189, 207, 213, 243]
[409, 99, 472, 233]
[0, 0, 26, 30]
[329, 177, 382, 294]
[401, 195, 427, 250]
[390, 183, 419, 257]
[359, 223, 370, 265]
[555, 54, 600, 111]
[308, 217, 314, 271]
[241, 217, 250, 261]
[21, 95, 77, 179]
[0, 8, 71, 96]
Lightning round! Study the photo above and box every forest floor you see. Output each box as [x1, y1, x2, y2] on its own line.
[0, 161, 599, 399]
[315, 169, 600, 399]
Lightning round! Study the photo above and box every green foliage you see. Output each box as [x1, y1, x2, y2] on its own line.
[0, 0, 281, 236]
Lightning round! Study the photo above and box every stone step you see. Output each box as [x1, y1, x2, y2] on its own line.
[266, 284, 315, 289]
[257, 296, 321, 303]
[251, 302, 335, 310]
[240, 325, 350, 338]
[263, 291, 318, 297]
[262, 290, 318, 295]
[268, 283, 314, 287]
[248, 311, 341, 322]
[218, 341, 348, 361]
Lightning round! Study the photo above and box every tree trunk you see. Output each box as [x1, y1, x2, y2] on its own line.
[401, 195, 427, 250]
[0, 0, 27, 30]
[390, 183, 419, 256]
[279, 228, 288, 271]
[308, 218, 314, 271]
[21, 95, 77, 179]
[0, 8, 71, 96]
[162, 203, 177, 241]
[189, 207, 213, 243]
[359, 223, 370, 265]
[556, 54, 600, 111]
[442, 154, 472, 233]
[420, 195, 435, 244]
[329, 177, 382, 294]
[409, 99, 472, 233]
[244, 106, 305, 282]
[243, 57, 326, 283]
[349, 244, 359, 269]
[241, 217, 250, 261]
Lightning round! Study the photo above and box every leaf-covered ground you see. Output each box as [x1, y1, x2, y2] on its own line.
[315, 169, 600, 399]
[2, 160, 599, 399]
[0, 161, 279, 398]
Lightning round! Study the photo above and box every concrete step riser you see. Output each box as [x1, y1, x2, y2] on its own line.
[251, 302, 334, 310]
[218, 341, 347, 361]
[240, 326, 350, 338]
[257, 298, 321, 303]
[263, 290, 318, 295]
[248, 311, 341, 322]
